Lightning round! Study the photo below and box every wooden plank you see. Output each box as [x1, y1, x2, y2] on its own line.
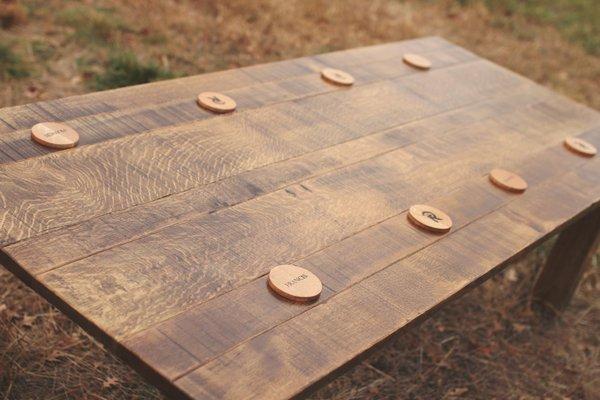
[31, 119, 521, 335]
[0, 101, 356, 235]
[0, 47, 472, 163]
[4, 85, 546, 273]
[0, 147, 15, 164]
[0, 38, 463, 163]
[0, 209, 35, 246]
[120, 182, 503, 381]
[0, 59, 530, 244]
[298, 61, 524, 134]
[312, 36, 449, 67]
[122, 328, 202, 382]
[32, 113, 596, 340]
[174, 158, 600, 400]
[122, 131, 598, 381]
[125, 280, 336, 381]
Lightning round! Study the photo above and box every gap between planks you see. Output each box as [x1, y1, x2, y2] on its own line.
[27, 110, 600, 340]
[173, 161, 600, 400]
[0, 58, 507, 248]
[126, 130, 598, 351]
[3, 81, 544, 279]
[0, 63, 529, 255]
[163, 145, 599, 382]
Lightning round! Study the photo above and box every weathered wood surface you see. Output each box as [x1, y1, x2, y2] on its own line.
[0, 37, 599, 400]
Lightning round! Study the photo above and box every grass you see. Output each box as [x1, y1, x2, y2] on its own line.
[482, 0, 600, 55]
[30, 40, 56, 61]
[92, 51, 175, 90]
[0, 0, 599, 399]
[56, 4, 127, 46]
[54, 4, 174, 90]
[0, 42, 29, 80]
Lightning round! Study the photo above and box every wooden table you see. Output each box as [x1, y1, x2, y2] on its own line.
[1, 37, 599, 399]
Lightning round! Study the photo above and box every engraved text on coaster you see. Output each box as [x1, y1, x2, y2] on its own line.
[31, 122, 79, 149]
[268, 264, 322, 302]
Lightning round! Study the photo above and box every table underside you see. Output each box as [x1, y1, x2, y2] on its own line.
[0, 37, 599, 399]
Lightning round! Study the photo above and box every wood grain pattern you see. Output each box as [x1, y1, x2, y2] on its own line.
[35, 114, 599, 341]
[35, 116, 547, 338]
[2, 84, 549, 268]
[123, 132, 598, 384]
[0, 58, 505, 242]
[0, 37, 599, 400]
[0, 37, 464, 164]
[176, 159, 600, 400]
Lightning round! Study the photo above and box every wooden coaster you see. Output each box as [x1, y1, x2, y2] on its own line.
[489, 168, 528, 193]
[197, 92, 236, 113]
[402, 53, 432, 70]
[268, 264, 322, 302]
[564, 137, 596, 157]
[408, 204, 452, 233]
[321, 68, 355, 86]
[31, 122, 79, 149]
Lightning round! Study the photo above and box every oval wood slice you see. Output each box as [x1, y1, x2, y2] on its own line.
[402, 53, 432, 70]
[564, 137, 597, 157]
[268, 264, 322, 302]
[408, 204, 452, 233]
[197, 92, 237, 113]
[489, 168, 528, 193]
[31, 122, 79, 149]
[321, 68, 355, 86]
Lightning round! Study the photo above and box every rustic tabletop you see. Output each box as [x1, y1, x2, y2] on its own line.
[0, 36, 598, 399]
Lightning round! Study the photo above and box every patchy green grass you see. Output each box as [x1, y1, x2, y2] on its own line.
[30, 40, 56, 61]
[0, 42, 29, 80]
[56, 5, 126, 46]
[92, 51, 175, 90]
[482, 0, 600, 55]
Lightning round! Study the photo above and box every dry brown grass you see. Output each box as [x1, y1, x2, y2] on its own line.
[1, 1, 599, 399]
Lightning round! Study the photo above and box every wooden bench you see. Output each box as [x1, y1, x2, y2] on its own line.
[0, 36, 598, 399]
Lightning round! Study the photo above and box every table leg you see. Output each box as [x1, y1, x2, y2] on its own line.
[533, 206, 600, 311]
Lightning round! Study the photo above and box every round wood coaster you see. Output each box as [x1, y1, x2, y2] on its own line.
[489, 168, 528, 193]
[31, 122, 79, 149]
[408, 204, 452, 233]
[268, 264, 322, 302]
[564, 137, 596, 157]
[402, 53, 432, 70]
[197, 92, 236, 113]
[321, 68, 355, 86]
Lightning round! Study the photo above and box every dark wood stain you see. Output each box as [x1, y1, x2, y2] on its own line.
[0, 37, 598, 400]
